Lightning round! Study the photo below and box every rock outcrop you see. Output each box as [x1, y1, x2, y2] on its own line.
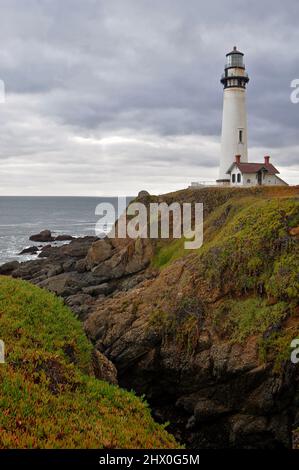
[5, 227, 153, 319]
[30, 229, 54, 242]
[19, 246, 39, 255]
[0, 260, 20, 275]
[29, 230, 74, 243]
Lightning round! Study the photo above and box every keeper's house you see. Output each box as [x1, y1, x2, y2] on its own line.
[226, 155, 288, 187]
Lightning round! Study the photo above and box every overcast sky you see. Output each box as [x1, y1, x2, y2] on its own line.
[0, 0, 298, 196]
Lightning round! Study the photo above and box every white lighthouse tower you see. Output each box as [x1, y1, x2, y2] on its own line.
[217, 47, 250, 184]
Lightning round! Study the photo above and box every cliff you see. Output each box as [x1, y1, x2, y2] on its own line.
[2, 185, 299, 448]
[84, 186, 299, 448]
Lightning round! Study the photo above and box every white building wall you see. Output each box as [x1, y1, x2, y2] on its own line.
[219, 88, 248, 181]
[230, 168, 256, 186]
[229, 166, 288, 186]
[262, 174, 283, 185]
[242, 173, 257, 186]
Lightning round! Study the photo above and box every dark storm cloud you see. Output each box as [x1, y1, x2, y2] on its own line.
[0, 0, 298, 195]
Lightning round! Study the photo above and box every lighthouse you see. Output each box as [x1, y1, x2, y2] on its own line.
[217, 47, 249, 184]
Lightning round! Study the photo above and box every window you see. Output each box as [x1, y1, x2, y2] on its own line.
[239, 130, 243, 143]
[231, 54, 243, 67]
[237, 173, 241, 183]
[226, 53, 244, 68]
[232, 174, 236, 183]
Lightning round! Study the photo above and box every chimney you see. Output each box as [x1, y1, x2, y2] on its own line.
[264, 156, 270, 165]
[235, 155, 241, 164]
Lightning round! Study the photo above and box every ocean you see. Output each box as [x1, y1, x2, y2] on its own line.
[0, 197, 129, 265]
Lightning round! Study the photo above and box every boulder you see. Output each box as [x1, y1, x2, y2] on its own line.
[75, 258, 87, 273]
[39, 272, 84, 296]
[65, 293, 95, 319]
[85, 239, 113, 269]
[18, 246, 39, 255]
[38, 237, 97, 261]
[82, 283, 114, 297]
[29, 230, 54, 242]
[55, 234, 74, 241]
[91, 250, 126, 280]
[62, 259, 76, 272]
[59, 237, 98, 259]
[38, 244, 52, 258]
[138, 190, 150, 198]
[11, 259, 45, 280]
[46, 265, 64, 278]
[91, 239, 153, 280]
[37, 270, 107, 297]
[0, 260, 19, 275]
[66, 293, 94, 307]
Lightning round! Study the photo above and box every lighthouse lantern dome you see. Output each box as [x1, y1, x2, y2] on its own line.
[226, 46, 245, 68]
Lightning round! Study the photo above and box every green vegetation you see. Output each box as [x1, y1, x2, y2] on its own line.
[149, 297, 204, 355]
[150, 188, 299, 365]
[199, 196, 299, 365]
[212, 297, 299, 368]
[259, 324, 299, 371]
[152, 238, 187, 268]
[199, 198, 299, 294]
[213, 298, 289, 342]
[152, 189, 299, 272]
[0, 277, 178, 449]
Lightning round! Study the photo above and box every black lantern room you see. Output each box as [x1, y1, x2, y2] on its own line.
[221, 46, 249, 89]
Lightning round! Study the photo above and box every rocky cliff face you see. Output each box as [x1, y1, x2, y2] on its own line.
[85, 258, 298, 448]
[3, 186, 299, 448]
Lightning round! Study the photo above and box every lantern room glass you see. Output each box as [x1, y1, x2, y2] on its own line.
[226, 53, 244, 68]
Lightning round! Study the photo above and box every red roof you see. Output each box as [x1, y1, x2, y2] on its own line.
[227, 162, 279, 175]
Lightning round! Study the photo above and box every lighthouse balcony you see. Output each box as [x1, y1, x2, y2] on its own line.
[221, 71, 248, 80]
[221, 72, 249, 89]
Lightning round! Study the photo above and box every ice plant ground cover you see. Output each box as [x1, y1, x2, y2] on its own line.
[0, 276, 179, 449]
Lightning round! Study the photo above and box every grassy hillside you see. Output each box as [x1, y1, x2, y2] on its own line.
[0, 277, 178, 449]
[152, 187, 299, 268]
[150, 187, 299, 367]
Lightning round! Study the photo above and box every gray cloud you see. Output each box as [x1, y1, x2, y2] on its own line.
[0, 0, 298, 195]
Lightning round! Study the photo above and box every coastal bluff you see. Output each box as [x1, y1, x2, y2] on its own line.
[1, 185, 299, 448]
